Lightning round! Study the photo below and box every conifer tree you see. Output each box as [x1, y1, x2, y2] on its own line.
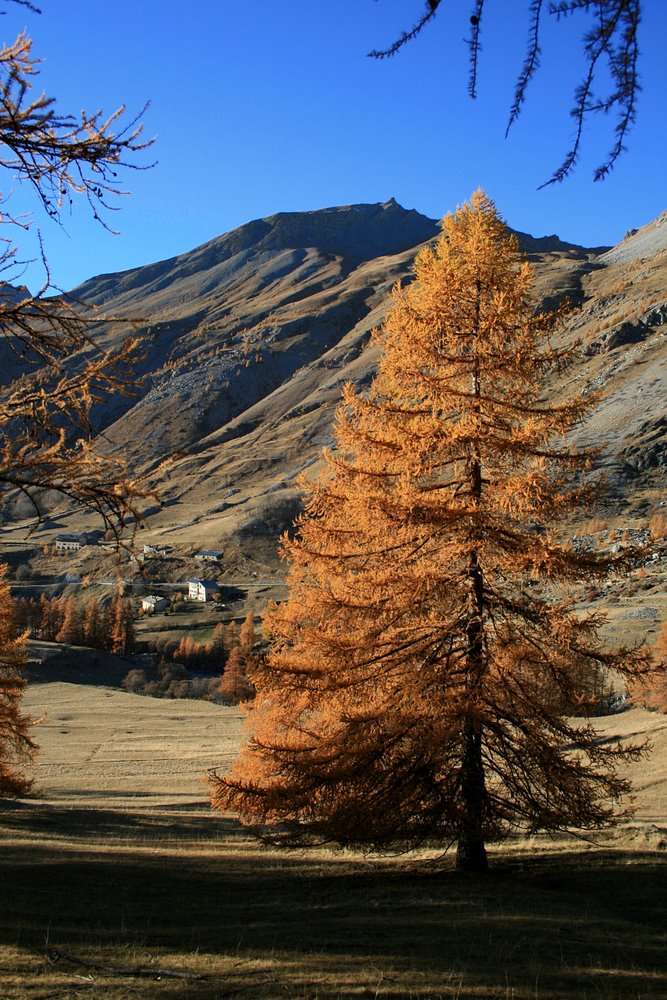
[0, 567, 35, 796]
[82, 597, 102, 648]
[218, 645, 255, 705]
[110, 594, 135, 659]
[631, 622, 667, 713]
[210, 192, 657, 871]
[239, 611, 257, 661]
[39, 594, 63, 642]
[55, 596, 81, 645]
[210, 622, 226, 656]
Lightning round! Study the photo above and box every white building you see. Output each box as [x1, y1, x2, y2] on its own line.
[188, 578, 219, 603]
[142, 595, 169, 614]
[55, 533, 87, 552]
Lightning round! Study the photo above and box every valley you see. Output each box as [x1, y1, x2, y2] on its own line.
[2, 199, 665, 639]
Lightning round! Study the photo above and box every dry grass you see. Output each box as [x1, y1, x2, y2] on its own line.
[0, 682, 665, 998]
[1, 803, 666, 1000]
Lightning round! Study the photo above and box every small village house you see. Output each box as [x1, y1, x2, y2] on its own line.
[194, 550, 222, 563]
[55, 533, 88, 552]
[141, 595, 169, 614]
[188, 578, 219, 602]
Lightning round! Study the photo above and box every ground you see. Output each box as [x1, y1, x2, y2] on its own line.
[0, 673, 665, 998]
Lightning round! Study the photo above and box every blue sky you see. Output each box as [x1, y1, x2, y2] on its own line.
[4, 0, 666, 292]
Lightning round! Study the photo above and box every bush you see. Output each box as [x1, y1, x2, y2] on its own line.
[122, 668, 147, 694]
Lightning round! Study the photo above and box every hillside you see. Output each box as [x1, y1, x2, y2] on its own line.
[2, 199, 665, 603]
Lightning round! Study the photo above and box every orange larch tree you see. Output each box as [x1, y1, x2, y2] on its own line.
[109, 594, 135, 659]
[0, 567, 35, 796]
[218, 645, 255, 706]
[631, 622, 667, 713]
[210, 191, 656, 872]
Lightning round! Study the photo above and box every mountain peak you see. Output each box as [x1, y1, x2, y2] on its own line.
[251, 200, 439, 262]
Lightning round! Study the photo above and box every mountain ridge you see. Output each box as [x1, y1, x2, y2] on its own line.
[5, 200, 665, 585]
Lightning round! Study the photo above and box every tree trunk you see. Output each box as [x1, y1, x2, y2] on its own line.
[457, 551, 489, 874]
[456, 714, 489, 873]
[458, 319, 489, 873]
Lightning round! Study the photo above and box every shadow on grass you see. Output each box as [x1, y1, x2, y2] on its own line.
[0, 800, 666, 998]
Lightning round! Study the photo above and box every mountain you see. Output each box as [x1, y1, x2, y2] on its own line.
[7, 200, 667, 581]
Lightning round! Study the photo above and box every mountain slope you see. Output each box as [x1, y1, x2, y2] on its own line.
[9, 200, 665, 573]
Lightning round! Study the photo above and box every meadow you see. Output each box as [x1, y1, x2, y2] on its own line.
[0, 681, 665, 999]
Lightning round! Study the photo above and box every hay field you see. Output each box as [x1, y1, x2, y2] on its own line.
[0, 680, 665, 999]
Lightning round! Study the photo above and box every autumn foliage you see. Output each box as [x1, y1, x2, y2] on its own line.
[210, 192, 657, 871]
[0, 567, 35, 796]
[630, 622, 667, 713]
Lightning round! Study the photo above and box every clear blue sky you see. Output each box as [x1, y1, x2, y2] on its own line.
[4, 0, 667, 292]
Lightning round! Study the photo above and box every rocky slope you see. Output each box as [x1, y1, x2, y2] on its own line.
[5, 200, 666, 583]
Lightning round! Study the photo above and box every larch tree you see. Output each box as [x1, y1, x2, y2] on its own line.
[239, 611, 258, 662]
[0, 566, 35, 795]
[210, 191, 656, 872]
[82, 597, 102, 649]
[218, 645, 255, 706]
[109, 594, 135, 659]
[55, 596, 81, 646]
[38, 594, 62, 642]
[631, 622, 667, 713]
[0, 1, 151, 796]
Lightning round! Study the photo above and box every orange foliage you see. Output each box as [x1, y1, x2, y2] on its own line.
[0, 567, 36, 796]
[210, 192, 654, 872]
[217, 646, 255, 705]
[630, 622, 667, 712]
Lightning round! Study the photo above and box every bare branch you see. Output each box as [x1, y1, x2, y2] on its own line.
[368, 1, 643, 183]
[368, 1, 443, 59]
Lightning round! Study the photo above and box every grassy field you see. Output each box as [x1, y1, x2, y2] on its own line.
[0, 682, 665, 999]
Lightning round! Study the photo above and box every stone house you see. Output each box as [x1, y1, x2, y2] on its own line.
[141, 595, 169, 614]
[55, 533, 87, 552]
[195, 550, 222, 563]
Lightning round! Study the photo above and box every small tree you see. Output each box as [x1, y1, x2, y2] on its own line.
[110, 594, 135, 659]
[55, 596, 81, 645]
[239, 611, 257, 662]
[630, 622, 667, 713]
[122, 668, 147, 694]
[211, 192, 655, 871]
[39, 593, 63, 642]
[0, 566, 35, 795]
[218, 645, 255, 706]
[82, 596, 102, 648]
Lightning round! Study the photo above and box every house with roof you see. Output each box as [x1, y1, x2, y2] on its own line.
[188, 578, 219, 603]
[195, 549, 222, 563]
[55, 533, 88, 552]
[141, 595, 169, 614]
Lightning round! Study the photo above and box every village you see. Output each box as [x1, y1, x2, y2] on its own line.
[2, 526, 287, 704]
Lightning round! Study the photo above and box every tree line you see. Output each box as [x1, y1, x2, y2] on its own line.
[15, 592, 136, 658]
[14, 592, 257, 705]
[123, 612, 256, 705]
